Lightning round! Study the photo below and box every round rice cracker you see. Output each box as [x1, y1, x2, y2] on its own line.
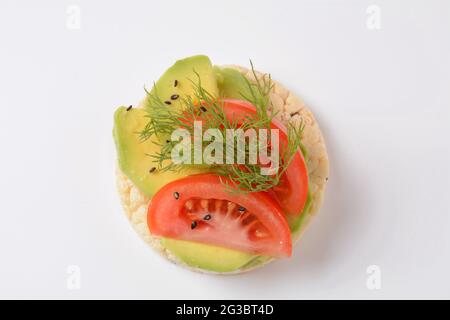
[115, 65, 329, 274]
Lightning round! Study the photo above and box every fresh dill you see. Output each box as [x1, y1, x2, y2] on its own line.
[140, 62, 304, 194]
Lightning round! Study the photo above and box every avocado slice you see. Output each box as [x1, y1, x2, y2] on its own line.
[145, 55, 219, 111]
[161, 238, 259, 272]
[114, 55, 219, 197]
[114, 107, 204, 196]
[214, 66, 263, 101]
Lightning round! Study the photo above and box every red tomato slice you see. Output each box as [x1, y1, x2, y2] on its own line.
[221, 99, 309, 217]
[148, 174, 292, 258]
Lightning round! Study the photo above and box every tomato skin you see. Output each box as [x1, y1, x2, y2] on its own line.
[148, 174, 292, 258]
[221, 99, 309, 217]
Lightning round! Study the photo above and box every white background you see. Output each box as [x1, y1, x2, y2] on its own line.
[0, 0, 449, 299]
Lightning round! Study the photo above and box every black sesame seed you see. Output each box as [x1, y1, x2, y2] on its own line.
[238, 206, 246, 212]
[174, 80, 178, 87]
[126, 105, 133, 111]
[170, 94, 179, 100]
[191, 221, 197, 229]
[203, 214, 211, 221]
[173, 192, 180, 200]
[166, 140, 170, 143]
[149, 167, 156, 173]
[200, 106, 207, 112]
[164, 101, 172, 105]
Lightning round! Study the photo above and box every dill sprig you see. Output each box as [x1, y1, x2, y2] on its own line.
[140, 62, 304, 194]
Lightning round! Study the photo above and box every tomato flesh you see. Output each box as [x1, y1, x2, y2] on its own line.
[148, 174, 292, 258]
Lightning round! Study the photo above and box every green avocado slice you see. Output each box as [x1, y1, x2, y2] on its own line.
[161, 238, 259, 273]
[113, 55, 218, 197]
[145, 55, 219, 112]
[113, 107, 203, 197]
[214, 66, 265, 101]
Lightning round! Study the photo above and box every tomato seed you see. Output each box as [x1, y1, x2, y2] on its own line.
[173, 192, 180, 200]
[170, 94, 179, 100]
[200, 199, 209, 210]
[191, 221, 197, 229]
[185, 200, 194, 211]
[203, 214, 211, 221]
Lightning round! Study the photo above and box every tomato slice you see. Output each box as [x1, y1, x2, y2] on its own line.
[148, 174, 292, 258]
[221, 99, 309, 217]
